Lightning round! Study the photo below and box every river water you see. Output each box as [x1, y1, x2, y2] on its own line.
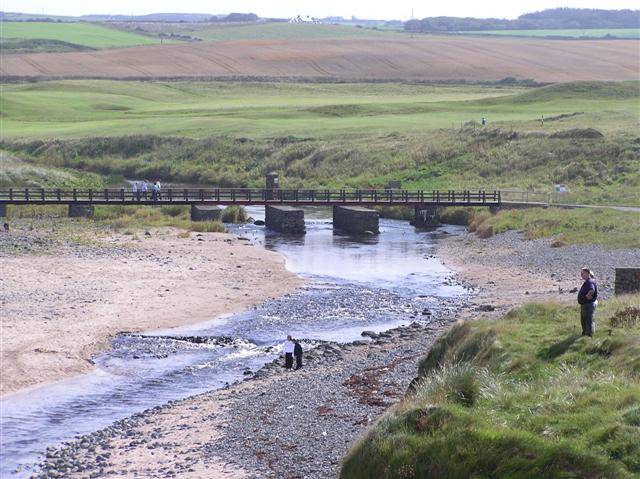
[0, 207, 467, 477]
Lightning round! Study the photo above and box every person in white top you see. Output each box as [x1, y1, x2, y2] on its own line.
[282, 335, 295, 370]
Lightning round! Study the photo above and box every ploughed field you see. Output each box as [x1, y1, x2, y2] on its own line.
[2, 36, 638, 82]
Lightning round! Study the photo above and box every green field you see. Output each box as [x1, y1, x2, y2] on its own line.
[0, 22, 163, 49]
[184, 22, 403, 41]
[460, 28, 640, 39]
[341, 297, 640, 478]
[1, 80, 638, 205]
[1, 80, 638, 139]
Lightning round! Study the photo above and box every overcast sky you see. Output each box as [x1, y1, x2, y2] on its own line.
[3, 0, 639, 20]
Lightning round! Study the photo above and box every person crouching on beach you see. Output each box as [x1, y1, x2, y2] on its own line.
[283, 335, 294, 370]
[294, 339, 303, 370]
[578, 267, 598, 337]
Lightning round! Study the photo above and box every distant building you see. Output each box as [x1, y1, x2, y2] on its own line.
[288, 15, 321, 24]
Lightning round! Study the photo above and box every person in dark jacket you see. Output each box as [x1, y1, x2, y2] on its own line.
[577, 267, 598, 337]
[293, 339, 303, 370]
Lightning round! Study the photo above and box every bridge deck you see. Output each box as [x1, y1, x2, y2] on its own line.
[0, 188, 501, 207]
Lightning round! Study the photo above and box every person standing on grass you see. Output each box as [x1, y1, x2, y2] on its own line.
[578, 267, 598, 337]
[294, 339, 303, 370]
[282, 335, 295, 370]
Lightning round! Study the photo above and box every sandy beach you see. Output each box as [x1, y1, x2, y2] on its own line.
[0, 225, 302, 397]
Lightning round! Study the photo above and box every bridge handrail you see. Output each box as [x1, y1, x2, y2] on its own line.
[0, 187, 502, 204]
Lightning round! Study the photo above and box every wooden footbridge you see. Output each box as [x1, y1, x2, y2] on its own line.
[0, 187, 501, 207]
[0, 187, 503, 234]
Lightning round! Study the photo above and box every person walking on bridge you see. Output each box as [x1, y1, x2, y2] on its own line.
[131, 181, 138, 200]
[578, 267, 598, 337]
[141, 180, 148, 200]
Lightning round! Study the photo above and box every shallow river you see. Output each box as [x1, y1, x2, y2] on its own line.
[0, 207, 467, 477]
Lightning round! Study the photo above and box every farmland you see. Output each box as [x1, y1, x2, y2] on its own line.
[2, 36, 638, 82]
[118, 22, 404, 42]
[459, 28, 640, 39]
[0, 21, 163, 49]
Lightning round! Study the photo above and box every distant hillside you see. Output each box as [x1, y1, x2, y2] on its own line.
[406, 8, 640, 32]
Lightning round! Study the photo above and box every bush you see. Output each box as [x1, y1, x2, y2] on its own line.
[221, 205, 248, 223]
[468, 212, 490, 232]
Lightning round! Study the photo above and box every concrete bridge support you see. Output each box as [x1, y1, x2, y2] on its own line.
[615, 268, 640, 295]
[333, 206, 379, 234]
[68, 204, 94, 218]
[265, 205, 305, 234]
[414, 206, 440, 228]
[191, 205, 221, 222]
[0, 205, 6, 217]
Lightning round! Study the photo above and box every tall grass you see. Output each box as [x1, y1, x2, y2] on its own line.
[341, 295, 640, 479]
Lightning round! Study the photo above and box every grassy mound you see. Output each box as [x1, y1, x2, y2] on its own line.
[341, 296, 640, 479]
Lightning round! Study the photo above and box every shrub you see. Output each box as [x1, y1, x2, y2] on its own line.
[468, 212, 490, 232]
[221, 205, 248, 223]
[476, 222, 495, 238]
[609, 306, 640, 329]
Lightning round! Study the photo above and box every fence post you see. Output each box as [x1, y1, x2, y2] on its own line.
[200, 189, 204, 202]
[25, 188, 30, 201]
[168, 189, 173, 202]
[73, 189, 77, 201]
[88, 189, 92, 202]
[121, 188, 125, 202]
[104, 189, 108, 202]
[41, 188, 45, 202]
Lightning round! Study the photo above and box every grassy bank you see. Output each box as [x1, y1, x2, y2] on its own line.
[5, 204, 229, 234]
[470, 207, 640, 248]
[341, 296, 640, 479]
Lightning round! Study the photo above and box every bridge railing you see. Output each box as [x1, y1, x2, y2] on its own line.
[0, 188, 501, 205]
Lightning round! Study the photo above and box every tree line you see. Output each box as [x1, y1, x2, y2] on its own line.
[404, 8, 640, 32]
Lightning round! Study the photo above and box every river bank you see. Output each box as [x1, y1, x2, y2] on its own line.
[21, 226, 640, 478]
[0, 222, 302, 397]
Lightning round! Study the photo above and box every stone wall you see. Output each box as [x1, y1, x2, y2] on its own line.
[191, 205, 221, 222]
[333, 206, 379, 234]
[0, 205, 6, 217]
[615, 268, 640, 295]
[265, 205, 305, 234]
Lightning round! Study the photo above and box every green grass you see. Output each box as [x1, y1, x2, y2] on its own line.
[459, 28, 640, 39]
[341, 296, 640, 479]
[0, 22, 163, 49]
[0, 150, 107, 188]
[478, 208, 640, 248]
[1, 80, 638, 205]
[185, 23, 404, 41]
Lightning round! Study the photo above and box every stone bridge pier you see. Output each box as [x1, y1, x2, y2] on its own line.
[191, 205, 221, 221]
[265, 205, 305, 234]
[333, 206, 379, 234]
[0, 205, 6, 217]
[414, 206, 439, 228]
[68, 204, 94, 218]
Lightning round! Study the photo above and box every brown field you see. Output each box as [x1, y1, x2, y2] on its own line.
[1, 36, 638, 82]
